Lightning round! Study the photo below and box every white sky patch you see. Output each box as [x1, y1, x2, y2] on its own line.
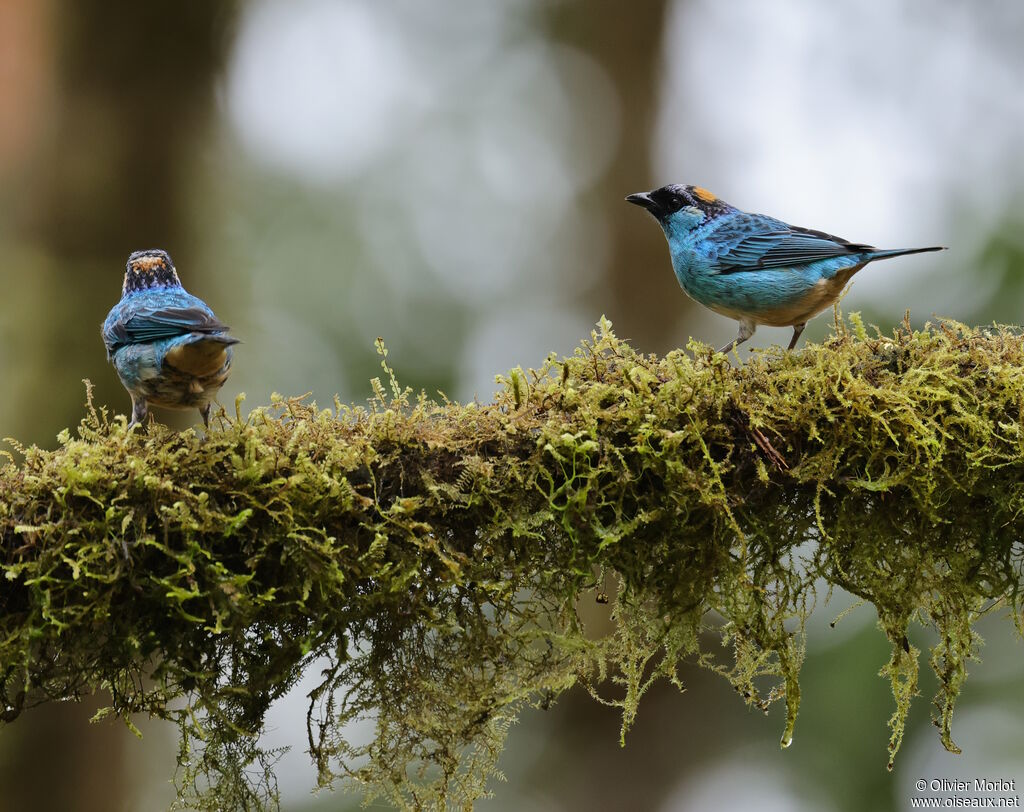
[259, 655, 377, 805]
[225, 0, 427, 183]
[901, 707, 1024, 800]
[473, 44, 622, 203]
[659, 753, 825, 812]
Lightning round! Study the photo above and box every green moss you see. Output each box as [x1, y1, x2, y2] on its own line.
[2, 316, 1023, 809]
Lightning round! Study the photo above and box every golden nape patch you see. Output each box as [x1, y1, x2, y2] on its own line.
[132, 256, 166, 273]
[692, 186, 718, 203]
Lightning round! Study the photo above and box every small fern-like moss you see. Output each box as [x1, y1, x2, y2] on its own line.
[2, 316, 1023, 809]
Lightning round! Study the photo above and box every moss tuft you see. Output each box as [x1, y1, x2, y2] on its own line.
[2, 315, 1023, 809]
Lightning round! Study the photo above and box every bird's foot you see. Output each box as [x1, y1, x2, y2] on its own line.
[127, 397, 149, 431]
[787, 323, 807, 351]
[717, 318, 757, 355]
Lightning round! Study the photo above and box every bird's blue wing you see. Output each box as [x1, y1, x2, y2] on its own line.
[123, 307, 228, 341]
[104, 304, 229, 354]
[713, 216, 875, 273]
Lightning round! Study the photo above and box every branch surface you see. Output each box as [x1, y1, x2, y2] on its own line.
[2, 316, 1022, 809]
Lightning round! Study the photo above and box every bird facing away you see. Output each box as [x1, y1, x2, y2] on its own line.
[626, 184, 945, 353]
[101, 249, 238, 427]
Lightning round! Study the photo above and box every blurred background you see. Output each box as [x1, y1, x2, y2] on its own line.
[2, 0, 1024, 809]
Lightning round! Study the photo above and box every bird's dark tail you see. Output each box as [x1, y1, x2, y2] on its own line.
[195, 334, 241, 347]
[870, 245, 946, 261]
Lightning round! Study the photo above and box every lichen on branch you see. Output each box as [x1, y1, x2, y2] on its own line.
[2, 315, 1023, 810]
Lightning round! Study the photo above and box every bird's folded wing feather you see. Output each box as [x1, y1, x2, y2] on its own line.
[716, 223, 876, 273]
[105, 306, 230, 352]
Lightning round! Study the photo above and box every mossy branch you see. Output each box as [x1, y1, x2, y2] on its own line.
[2, 315, 1023, 809]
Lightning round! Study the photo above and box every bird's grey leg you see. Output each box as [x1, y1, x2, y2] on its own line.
[717, 318, 756, 354]
[787, 322, 807, 351]
[129, 395, 148, 428]
[199, 402, 212, 428]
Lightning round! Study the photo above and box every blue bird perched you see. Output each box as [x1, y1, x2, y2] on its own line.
[626, 184, 945, 353]
[101, 249, 238, 427]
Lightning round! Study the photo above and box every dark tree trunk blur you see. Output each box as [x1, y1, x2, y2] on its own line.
[11, 0, 239, 445]
[1, 1, 238, 809]
[529, 4, 709, 810]
[544, 0, 695, 354]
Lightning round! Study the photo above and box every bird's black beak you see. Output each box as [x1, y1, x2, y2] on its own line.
[625, 191, 660, 217]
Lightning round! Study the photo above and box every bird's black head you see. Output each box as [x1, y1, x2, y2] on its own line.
[123, 249, 182, 295]
[625, 184, 731, 222]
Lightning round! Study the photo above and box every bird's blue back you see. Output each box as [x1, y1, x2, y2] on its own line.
[103, 288, 225, 388]
[103, 287, 218, 356]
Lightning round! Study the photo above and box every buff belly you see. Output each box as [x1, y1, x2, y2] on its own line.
[682, 263, 865, 327]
